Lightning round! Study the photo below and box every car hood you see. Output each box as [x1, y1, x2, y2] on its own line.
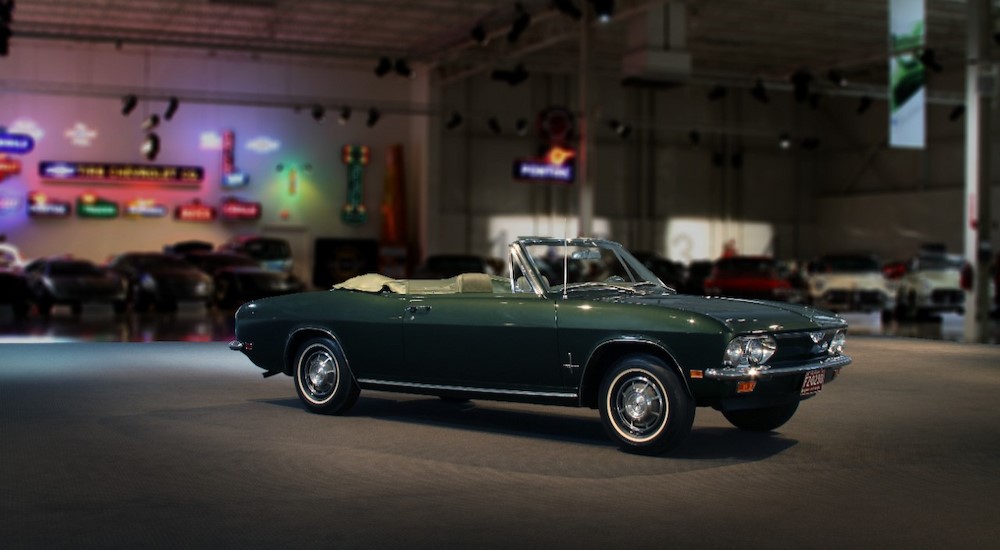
[594, 292, 845, 333]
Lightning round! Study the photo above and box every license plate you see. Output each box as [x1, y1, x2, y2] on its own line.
[801, 369, 825, 396]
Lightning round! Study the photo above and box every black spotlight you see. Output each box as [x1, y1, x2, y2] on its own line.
[515, 118, 529, 136]
[508, 3, 531, 43]
[608, 119, 631, 138]
[791, 69, 812, 103]
[553, 0, 582, 20]
[919, 49, 943, 73]
[827, 70, 848, 87]
[445, 111, 463, 130]
[801, 137, 820, 151]
[141, 132, 160, 161]
[141, 114, 160, 131]
[311, 105, 326, 122]
[374, 56, 393, 77]
[949, 105, 965, 122]
[593, 0, 615, 23]
[857, 95, 873, 115]
[121, 94, 138, 116]
[488, 117, 502, 135]
[688, 130, 701, 146]
[808, 93, 821, 109]
[366, 108, 381, 128]
[471, 23, 488, 45]
[163, 97, 179, 121]
[394, 58, 413, 79]
[507, 64, 529, 86]
[338, 106, 351, 125]
[707, 86, 727, 101]
[750, 79, 769, 104]
[778, 133, 792, 150]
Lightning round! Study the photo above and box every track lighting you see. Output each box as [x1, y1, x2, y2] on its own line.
[394, 59, 414, 79]
[163, 97, 179, 121]
[311, 105, 325, 123]
[791, 69, 812, 103]
[141, 114, 160, 131]
[608, 119, 631, 138]
[445, 112, 464, 130]
[949, 105, 965, 122]
[515, 118, 529, 136]
[508, 3, 531, 43]
[491, 64, 529, 86]
[141, 133, 160, 161]
[338, 106, 351, 125]
[750, 79, 769, 104]
[366, 108, 381, 128]
[778, 133, 792, 150]
[121, 94, 138, 116]
[471, 23, 488, 45]
[374, 56, 392, 77]
[827, 70, 847, 87]
[488, 117, 502, 135]
[857, 96, 873, 115]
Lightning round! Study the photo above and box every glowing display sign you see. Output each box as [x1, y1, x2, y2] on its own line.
[39, 161, 204, 186]
[124, 198, 169, 218]
[221, 130, 250, 188]
[77, 194, 120, 219]
[174, 200, 216, 222]
[512, 146, 576, 183]
[220, 197, 262, 221]
[0, 155, 21, 181]
[0, 194, 20, 214]
[342, 145, 370, 224]
[0, 133, 35, 155]
[28, 193, 72, 218]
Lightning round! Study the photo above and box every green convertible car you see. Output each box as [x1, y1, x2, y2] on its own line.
[231, 237, 851, 455]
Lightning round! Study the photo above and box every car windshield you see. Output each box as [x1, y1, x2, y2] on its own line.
[49, 261, 104, 276]
[519, 240, 669, 294]
[815, 255, 880, 273]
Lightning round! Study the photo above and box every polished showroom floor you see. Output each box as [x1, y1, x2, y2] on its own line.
[0, 303, 998, 344]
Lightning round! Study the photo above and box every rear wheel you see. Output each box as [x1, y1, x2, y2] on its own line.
[599, 354, 694, 455]
[293, 337, 360, 415]
[722, 401, 799, 432]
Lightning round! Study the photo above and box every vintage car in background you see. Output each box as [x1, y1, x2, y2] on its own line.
[806, 254, 895, 316]
[107, 252, 214, 312]
[231, 237, 851, 455]
[703, 256, 805, 303]
[631, 251, 686, 290]
[0, 244, 30, 318]
[219, 235, 295, 274]
[180, 251, 306, 309]
[412, 254, 493, 279]
[23, 257, 128, 316]
[894, 253, 965, 318]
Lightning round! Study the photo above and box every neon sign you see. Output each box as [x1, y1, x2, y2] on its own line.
[0, 132, 35, 155]
[512, 146, 576, 183]
[246, 136, 280, 154]
[125, 198, 168, 218]
[220, 197, 262, 221]
[28, 193, 72, 218]
[39, 161, 204, 186]
[0, 194, 20, 214]
[174, 199, 216, 222]
[342, 145, 370, 224]
[8, 119, 45, 142]
[77, 193, 119, 219]
[0, 155, 21, 181]
[221, 130, 250, 188]
[64, 123, 99, 147]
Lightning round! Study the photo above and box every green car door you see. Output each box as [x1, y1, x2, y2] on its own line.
[400, 293, 563, 392]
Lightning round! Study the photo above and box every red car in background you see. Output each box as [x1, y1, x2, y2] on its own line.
[704, 256, 805, 303]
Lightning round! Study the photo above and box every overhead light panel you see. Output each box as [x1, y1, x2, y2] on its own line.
[366, 108, 381, 128]
[508, 3, 531, 43]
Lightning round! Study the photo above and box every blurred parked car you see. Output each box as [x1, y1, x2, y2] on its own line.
[0, 243, 27, 269]
[704, 256, 804, 303]
[895, 253, 965, 318]
[806, 254, 895, 316]
[107, 252, 213, 312]
[180, 251, 306, 309]
[0, 267, 30, 319]
[413, 254, 492, 279]
[219, 235, 294, 273]
[680, 260, 714, 295]
[631, 252, 686, 290]
[23, 257, 127, 316]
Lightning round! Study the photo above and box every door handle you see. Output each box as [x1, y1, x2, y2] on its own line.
[406, 305, 432, 314]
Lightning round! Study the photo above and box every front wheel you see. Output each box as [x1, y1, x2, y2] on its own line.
[293, 337, 360, 415]
[599, 354, 695, 455]
[722, 401, 799, 432]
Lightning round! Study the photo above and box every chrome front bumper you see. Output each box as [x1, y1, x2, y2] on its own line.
[703, 354, 852, 381]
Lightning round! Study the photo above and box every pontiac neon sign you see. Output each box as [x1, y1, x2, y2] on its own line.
[512, 146, 576, 183]
[28, 193, 72, 218]
[39, 161, 204, 186]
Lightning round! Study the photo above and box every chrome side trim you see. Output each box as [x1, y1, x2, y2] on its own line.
[357, 378, 577, 399]
[704, 354, 852, 381]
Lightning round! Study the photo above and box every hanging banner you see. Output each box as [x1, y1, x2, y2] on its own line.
[342, 145, 369, 225]
[889, 0, 925, 149]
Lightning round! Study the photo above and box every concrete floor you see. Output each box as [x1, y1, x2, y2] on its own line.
[1, 337, 998, 549]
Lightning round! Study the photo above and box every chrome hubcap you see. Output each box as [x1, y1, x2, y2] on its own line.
[614, 375, 665, 436]
[304, 349, 338, 398]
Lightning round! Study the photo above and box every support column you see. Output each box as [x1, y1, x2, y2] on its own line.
[962, 0, 994, 343]
[577, 13, 594, 238]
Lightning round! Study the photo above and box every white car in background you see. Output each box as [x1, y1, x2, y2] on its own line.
[895, 254, 965, 318]
[0, 242, 27, 270]
[806, 254, 895, 317]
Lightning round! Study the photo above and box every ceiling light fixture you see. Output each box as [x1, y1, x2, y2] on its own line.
[141, 114, 160, 131]
[515, 118, 529, 136]
[827, 70, 848, 87]
[857, 96, 873, 115]
[949, 105, 965, 122]
[121, 94, 138, 116]
[366, 108, 381, 128]
[778, 133, 792, 150]
[608, 119, 631, 138]
[488, 117, 502, 135]
[750, 79, 769, 104]
[445, 112, 464, 130]
[141, 132, 160, 161]
[801, 137, 820, 151]
[791, 69, 813, 103]
[338, 106, 351, 125]
[163, 97, 179, 121]
[593, 0, 615, 23]
[394, 58, 414, 79]
[374, 56, 393, 77]
[471, 22, 488, 45]
[508, 3, 531, 43]
[688, 130, 701, 146]
[311, 105, 326, 123]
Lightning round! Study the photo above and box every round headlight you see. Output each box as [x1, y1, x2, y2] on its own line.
[725, 338, 745, 366]
[747, 336, 777, 365]
[829, 330, 846, 355]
